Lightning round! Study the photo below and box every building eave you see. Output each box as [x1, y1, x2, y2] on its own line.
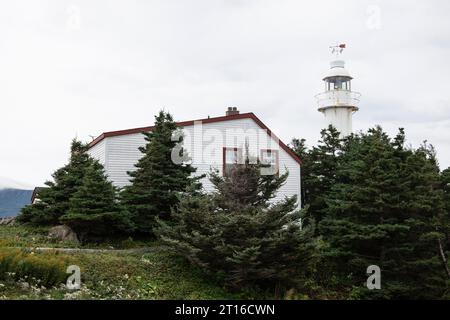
[88, 112, 302, 165]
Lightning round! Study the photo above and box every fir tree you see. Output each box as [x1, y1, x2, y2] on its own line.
[439, 167, 450, 279]
[155, 156, 318, 291]
[18, 184, 59, 225]
[319, 127, 448, 299]
[18, 139, 92, 225]
[442, 168, 450, 227]
[290, 138, 309, 207]
[120, 111, 201, 235]
[60, 161, 131, 241]
[292, 125, 344, 227]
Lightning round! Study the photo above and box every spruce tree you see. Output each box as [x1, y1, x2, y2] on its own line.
[18, 139, 92, 225]
[292, 125, 343, 227]
[120, 111, 201, 235]
[319, 127, 448, 299]
[290, 138, 309, 208]
[439, 167, 450, 279]
[18, 182, 60, 225]
[155, 156, 318, 291]
[60, 161, 131, 241]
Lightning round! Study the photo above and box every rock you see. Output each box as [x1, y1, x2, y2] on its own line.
[0, 217, 16, 226]
[48, 225, 79, 244]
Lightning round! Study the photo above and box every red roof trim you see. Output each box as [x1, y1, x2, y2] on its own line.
[88, 112, 302, 165]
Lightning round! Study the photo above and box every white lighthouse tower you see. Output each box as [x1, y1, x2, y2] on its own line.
[315, 44, 361, 137]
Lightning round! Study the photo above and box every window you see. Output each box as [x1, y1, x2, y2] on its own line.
[223, 147, 243, 177]
[260, 149, 279, 176]
[341, 81, 350, 91]
[334, 80, 342, 90]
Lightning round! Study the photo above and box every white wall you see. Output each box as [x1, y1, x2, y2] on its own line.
[323, 107, 353, 137]
[87, 139, 106, 168]
[89, 118, 301, 208]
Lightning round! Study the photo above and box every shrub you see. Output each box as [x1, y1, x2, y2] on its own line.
[120, 110, 203, 235]
[0, 248, 73, 287]
[156, 159, 319, 291]
[60, 161, 133, 241]
[17, 140, 93, 226]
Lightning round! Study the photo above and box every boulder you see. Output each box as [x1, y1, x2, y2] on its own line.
[0, 217, 16, 226]
[48, 225, 79, 244]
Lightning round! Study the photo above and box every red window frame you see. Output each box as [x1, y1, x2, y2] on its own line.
[222, 147, 243, 177]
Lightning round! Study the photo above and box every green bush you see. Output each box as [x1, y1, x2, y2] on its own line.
[156, 160, 319, 292]
[0, 248, 73, 287]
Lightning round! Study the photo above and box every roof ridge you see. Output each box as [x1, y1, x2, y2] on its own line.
[88, 112, 301, 165]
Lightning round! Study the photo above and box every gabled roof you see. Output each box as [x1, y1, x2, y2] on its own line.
[31, 187, 48, 203]
[89, 112, 302, 165]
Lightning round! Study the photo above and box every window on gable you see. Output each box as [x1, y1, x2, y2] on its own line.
[260, 149, 279, 176]
[223, 147, 243, 177]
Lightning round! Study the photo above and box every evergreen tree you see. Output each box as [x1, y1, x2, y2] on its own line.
[120, 111, 201, 235]
[18, 139, 92, 225]
[290, 138, 309, 207]
[18, 184, 58, 225]
[439, 167, 450, 279]
[442, 168, 450, 226]
[155, 156, 318, 291]
[60, 161, 132, 241]
[291, 125, 344, 227]
[319, 127, 448, 299]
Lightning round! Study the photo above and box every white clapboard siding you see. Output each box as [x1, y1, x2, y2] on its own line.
[88, 117, 301, 209]
[88, 139, 106, 167]
[105, 134, 147, 187]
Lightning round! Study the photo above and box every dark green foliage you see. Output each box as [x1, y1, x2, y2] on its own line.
[17, 139, 133, 241]
[18, 189, 57, 225]
[442, 168, 450, 220]
[291, 126, 344, 226]
[319, 127, 448, 299]
[439, 168, 450, 281]
[120, 110, 202, 235]
[156, 157, 318, 291]
[60, 161, 132, 241]
[18, 140, 92, 225]
[289, 138, 309, 207]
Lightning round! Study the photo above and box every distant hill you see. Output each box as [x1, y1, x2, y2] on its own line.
[0, 176, 33, 190]
[0, 189, 33, 217]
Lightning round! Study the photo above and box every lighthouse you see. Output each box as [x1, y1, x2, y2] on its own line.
[315, 44, 361, 137]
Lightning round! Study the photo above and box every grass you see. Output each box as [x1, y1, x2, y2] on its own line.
[0, 225, 55, 248]
[0, 224, 155, 249]
[0, 248, 73, 287]
[0, 249, 243, 300]
[0, 224, 346, 300]
[0, 224, 251, 300]
[67, 251, 243, 300]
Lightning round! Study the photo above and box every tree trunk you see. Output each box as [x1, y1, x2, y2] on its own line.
[437, 238, 450, 278]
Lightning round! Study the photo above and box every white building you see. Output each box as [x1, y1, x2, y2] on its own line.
[88, 108, 302, 208]
[315, 44, 361, 137]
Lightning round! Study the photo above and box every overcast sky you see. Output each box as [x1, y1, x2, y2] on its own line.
[0, 0, 449, 188]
